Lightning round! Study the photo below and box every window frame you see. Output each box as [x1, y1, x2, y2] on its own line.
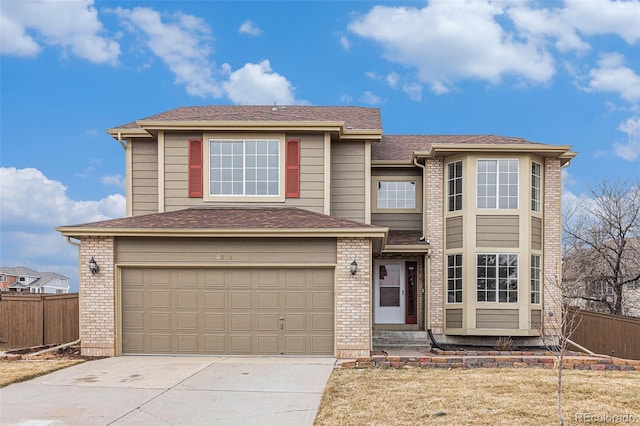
[447, 254, 463, 304]
[371, 176, 422, 213]
[447, 160, 463, 212]
[476, 253, 519, 303]
[476, 159, 519, 210]
[531, 254, 541, 304]
[531, 161, 542, 213]
[203, 133, 286, 202]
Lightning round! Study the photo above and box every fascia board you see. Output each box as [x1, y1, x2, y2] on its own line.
[56, 227, 388, 239]
[414, 144, 576, 159]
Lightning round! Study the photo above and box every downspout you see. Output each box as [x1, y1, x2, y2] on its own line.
[66, 237, 80, 248]
[413, 156, 430, 332]
[64, 237, 82, 347]
[117, 132, 127, 150]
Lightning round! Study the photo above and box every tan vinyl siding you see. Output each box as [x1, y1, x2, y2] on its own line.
[331, 142, 366, 222]
[131, 140, 158, 216]
[116, 237, 337, 265]
[446, 216, 463, 249]
[476, 309, 519, 329]
[476, 215, 519, 248]
[531, 217, 542, 250]
[163, 132, 324, 213]
[371, 213, 422, 230]
[531, 309, 542, 330]
[446, 309, 463, 328]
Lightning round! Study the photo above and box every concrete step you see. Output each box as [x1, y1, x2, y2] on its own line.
[372, 330, 432, 351]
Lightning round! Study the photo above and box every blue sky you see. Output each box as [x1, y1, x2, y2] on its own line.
[1, 0, 639, 291]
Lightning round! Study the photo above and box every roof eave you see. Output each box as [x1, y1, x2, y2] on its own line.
[382, 245, 430, 253]
[56, 226, 388, 239]
[413, 143, 577, 164]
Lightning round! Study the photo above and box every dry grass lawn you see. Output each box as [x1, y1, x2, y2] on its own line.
[315, 368, 640, 426]
[0, 359, 84, 388]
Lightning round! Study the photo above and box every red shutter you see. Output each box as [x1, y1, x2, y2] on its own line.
[285, 139, 300, 198]
[188, 139, 203, 198]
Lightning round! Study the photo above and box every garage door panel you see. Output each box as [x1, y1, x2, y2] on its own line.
[204, 335, 225, 352]
[122, 267, 334, 355]
[230, 292, 252, 309]
[176, 334, 199, 352]
[230, 335, 251, 353]
[150, 334, 171, 352]
[204, 313, 225, 331]
[204, 291, 225, 309]
[149, 290, 171, 308]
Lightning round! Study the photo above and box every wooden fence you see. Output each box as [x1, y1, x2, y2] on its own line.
[568, 307, 640, 360]
[0, 293, 79, 349]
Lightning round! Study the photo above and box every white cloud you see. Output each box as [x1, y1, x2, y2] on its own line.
[114, 7, 222, 97]
[239, 20, 262, 36]
[222, 60, 306, 105]
[402, 81, 423, 102]
[359, 91, 382, 105]
[0, 167, 126, 292]
[348, 2, 555, 95]
[0, 0, 120, 64]
[614, 116, 640, 161]
[586, 53, 640, 103]
[339, 35, 350, 51]
[562, 0, 640, 44]
[386, 72, 399, 88]
[101, 173, 126, 189]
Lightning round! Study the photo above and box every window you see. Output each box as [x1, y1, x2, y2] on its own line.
[531, 162, 541, 212]
[19, 277, 25, 282]
[372, 177, 421, 212]
[447, 161, 463, 212]
[477, 254, 518, 303]
[477, 159, 519, 209]
[209, 139, 280, 196]
[447, 254, 463, 303]
[0, 274, 6, 282]
[531, 255, 541, 304]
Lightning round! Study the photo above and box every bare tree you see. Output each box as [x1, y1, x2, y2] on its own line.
[563, 179, 640, 316]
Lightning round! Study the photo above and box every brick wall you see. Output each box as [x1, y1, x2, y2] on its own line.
[425, 158, 444, 333]
[79, 236, 116, 357]
[543, 158, 562, 336]
[336, 237, 371, 358]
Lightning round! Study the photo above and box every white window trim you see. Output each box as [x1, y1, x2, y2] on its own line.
[371, 176, 422, 213]
[476, 158, 520, 210]
[447, 253, 463, 304]
[447, 160, 463, 212]
[531, 161, 542, 213]
[203, 133, 286, 203]
[476, 253, 519, 303]
[531, 254, 541, 304]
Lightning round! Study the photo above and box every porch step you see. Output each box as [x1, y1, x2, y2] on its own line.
[373, 330, 432, 351]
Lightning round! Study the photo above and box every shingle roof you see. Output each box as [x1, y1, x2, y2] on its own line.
[60, 207, 383, 231]
[0, 266, 40, 276]
[373, 134, 542, 161]
[116, 105, 382, 131]
[386, 230, 429, 246]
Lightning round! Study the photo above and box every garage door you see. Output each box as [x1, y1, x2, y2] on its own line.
[121, 268, 334, 355]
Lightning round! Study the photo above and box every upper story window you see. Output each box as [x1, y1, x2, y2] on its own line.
[0, 274, 6, 282]
[531, 162, 542, 212]
[210, 139, 280, 196]
[477, 253, 518, 303]
[447, 161, 463, 212]
[372, 176, 422, 213]
[477, 159, 519, 209]
[19, 277, 25, 282]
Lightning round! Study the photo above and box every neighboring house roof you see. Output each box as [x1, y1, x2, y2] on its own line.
[28, 272, 68, 289]
[111, 105, 382, 132]
[0, 266, 40, 276]
[57, 207, 388, 238]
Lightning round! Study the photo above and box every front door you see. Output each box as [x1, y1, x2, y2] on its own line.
[374, 261, 405, 324]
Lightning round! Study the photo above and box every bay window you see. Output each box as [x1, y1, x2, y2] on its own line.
[477, 159, 519, 209]
[477, 253, 518, 303]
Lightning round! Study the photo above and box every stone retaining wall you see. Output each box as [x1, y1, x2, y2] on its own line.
[338, 350, 640, 371]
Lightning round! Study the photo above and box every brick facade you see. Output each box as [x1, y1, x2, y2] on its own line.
[79, 236, 116, 357]
[543, 158, 562, 336]
[336, 237, 372, 357]
[425, 158, 444, 333]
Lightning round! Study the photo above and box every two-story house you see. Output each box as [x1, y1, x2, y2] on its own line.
[57, 105, 576, 357]
[0, 266, 70, 294]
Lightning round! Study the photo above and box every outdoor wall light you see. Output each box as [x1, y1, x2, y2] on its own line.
[350, 259, 358, 275]
[88, 256, 100, 275]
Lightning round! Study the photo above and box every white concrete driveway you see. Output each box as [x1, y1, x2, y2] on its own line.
[0, 356, 336, 425]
